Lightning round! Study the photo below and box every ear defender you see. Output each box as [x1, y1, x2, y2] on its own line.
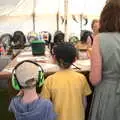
[11, 60, 45, 91]
[11, 71, 21, 91]
[37, 70, 45, 87]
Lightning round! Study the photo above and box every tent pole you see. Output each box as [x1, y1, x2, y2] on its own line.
[32, 0, 36, 32]
[80, 14, 83, 40]
[57, 0, 60, 31]
[56, 12, 59, 31]
[64, 0, 68, 42]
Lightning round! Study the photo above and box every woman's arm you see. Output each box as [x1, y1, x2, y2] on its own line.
[89, 35, 102, 85]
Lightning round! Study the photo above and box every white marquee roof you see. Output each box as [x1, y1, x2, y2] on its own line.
[0, 0, 107, 35]
[0, 0, 106, 16]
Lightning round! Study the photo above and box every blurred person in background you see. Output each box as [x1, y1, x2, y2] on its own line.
[91, 19, 100, 37]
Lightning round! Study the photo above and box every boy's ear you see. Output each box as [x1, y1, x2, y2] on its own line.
[52, 55, 57, 63]
[73, 57, 77, 63]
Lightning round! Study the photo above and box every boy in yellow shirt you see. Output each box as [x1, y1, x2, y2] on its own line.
[41, 42, 91, 120]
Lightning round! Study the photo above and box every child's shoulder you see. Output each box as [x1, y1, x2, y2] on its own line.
[38, 97, 53, 108]
[10, 96, 21, 102]
[39, 97, 52, 104]
[71, 70, 86, 78]
[70, 70, 88, 84]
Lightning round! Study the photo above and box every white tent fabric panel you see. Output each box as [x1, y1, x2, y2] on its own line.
[70, 0, 106, 16]
[0, 0, 33, 16]
[0, 0, 107, 35]
[0, 16, 33, 35]
[0, 0, 106, 15]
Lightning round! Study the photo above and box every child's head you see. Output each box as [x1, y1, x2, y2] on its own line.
[80, 30, 93, 44]
[14, 61, 40, 89]
[53, 31, 64, 44]
[52, 42, 77, 69]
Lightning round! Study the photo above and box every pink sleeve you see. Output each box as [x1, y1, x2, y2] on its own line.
[89, 35, 102, 85]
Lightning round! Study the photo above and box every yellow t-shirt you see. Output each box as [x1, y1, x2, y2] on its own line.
[41, 69, 92, 120]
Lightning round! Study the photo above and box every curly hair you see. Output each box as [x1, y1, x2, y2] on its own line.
[53, 31, 64, 44]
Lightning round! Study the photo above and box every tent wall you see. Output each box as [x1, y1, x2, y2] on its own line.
[0, 0, 106, 37]
[0, 16, 32, 35]
[0, 15, 94, 37]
